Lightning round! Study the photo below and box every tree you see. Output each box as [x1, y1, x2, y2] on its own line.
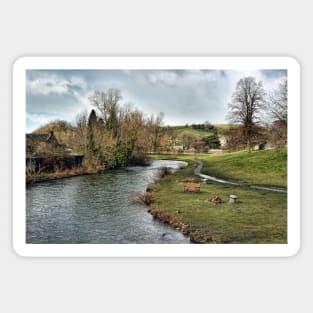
[268, 78, 288, 143]
[86, 109, 98, 156]
[74, 110, 88, 153]
[223, 125, 268, 152]
[203, 134, 221, 149]
[89, 88, 122, 137]
[227, 76, 266, 152]
[179, 130, 198, 150]
[191, 140, 208, 153]
[147, 112, 164, 152]
[268, 78, 287, 126]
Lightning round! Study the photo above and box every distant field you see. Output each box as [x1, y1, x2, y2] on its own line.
[213, 124, 233, 131]
[165, 126, 215, 139]
[164, 124, 234, 141]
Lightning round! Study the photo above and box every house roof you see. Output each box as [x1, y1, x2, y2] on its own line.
[26, 132, 54, 142]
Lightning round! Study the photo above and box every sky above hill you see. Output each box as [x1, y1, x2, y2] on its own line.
[26, 69, 287, 133]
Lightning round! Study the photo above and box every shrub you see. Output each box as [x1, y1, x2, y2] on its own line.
[157, 166, 172, 179]
[131, 192, 152, 205]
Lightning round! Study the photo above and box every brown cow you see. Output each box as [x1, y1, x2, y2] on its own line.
[184, 182, 201, 192]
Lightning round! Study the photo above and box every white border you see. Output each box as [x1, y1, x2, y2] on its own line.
[13, 57, 300, 257]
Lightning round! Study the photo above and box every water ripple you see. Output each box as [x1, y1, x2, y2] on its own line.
[26, 160, 189, 244]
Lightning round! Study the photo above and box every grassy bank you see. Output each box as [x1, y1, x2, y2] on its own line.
[149, 152, 287, 243]
[151, 148, 287, 188]
[201, 148, 287, 187]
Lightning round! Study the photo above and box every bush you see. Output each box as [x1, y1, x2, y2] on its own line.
[158, 166, 172, 179]
[131, 192, 152, 205]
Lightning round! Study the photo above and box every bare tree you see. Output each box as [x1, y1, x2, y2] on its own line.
[147, 112, 164, 153]
[76, 110, 88, 129]
[89, 88, 122, 137]
[179, 130, 197, 150]
[268, 78, 287, 127]
[227, 76, 266, 152]
[74, 110, 89, 153]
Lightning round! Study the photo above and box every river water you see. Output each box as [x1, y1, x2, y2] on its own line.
[26, 160, 190, 244]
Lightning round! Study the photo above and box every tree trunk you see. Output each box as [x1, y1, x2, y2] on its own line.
[247, 138, 251, 152]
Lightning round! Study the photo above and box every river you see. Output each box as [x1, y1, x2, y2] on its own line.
[26, 160, 190, 244]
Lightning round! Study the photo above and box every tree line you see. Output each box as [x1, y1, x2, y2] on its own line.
[75, 88, 167, 172]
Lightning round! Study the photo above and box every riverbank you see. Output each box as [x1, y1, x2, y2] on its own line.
[26, 167, 88, 184]
[26, 158, 151, 184]
[148, 153, 287, 243]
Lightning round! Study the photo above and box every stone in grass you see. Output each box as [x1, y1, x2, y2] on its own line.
[229, 194, 238, 203]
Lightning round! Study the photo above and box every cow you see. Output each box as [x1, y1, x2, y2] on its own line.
[184, 182, 201, 192]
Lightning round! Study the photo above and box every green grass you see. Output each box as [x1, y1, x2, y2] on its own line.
[165, 126, 215, 139]
[214, 124, 233, 131]
[150, 158, 287, 244]
[200, 148, 287, 188]
[150, 148, 287, 188]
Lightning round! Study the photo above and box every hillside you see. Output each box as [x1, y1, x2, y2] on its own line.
[200, 148, 287, 187]
[32, 120, 76, 147]
[165, 125, 215, 138]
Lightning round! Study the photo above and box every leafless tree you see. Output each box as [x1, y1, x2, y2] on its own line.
[74, 110, 89, 152]
[268, 78, 288, 127]
[227, 76, 266, 152]
[147, 112, 164, 152]
[89, 88, 122, 137]
[179, 130, 197, 150]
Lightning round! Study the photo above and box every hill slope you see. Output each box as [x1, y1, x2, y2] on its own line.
[200, 148, 287, 187]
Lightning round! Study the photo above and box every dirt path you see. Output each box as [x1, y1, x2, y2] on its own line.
[194, 160, 287, 193]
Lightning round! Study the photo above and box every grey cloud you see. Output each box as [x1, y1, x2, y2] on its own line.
[261, 69, 287, 78]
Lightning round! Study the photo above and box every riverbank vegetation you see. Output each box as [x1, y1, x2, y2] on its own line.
[148, 155, 287, 243]
[66, 89, 170, 170]
[26, 166, 86, 184]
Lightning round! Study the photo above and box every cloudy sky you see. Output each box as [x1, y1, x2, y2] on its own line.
[26, 69, 287, 133]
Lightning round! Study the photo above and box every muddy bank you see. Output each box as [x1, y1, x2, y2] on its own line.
[146, 161, 215, 243]
[148, 207, 214, 244]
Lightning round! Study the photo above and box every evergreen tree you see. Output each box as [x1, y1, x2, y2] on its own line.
[86, 109, 98, 156]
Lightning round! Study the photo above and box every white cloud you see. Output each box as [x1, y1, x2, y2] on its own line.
[27, 73, 87, 96]
[27, 77, 68, 95]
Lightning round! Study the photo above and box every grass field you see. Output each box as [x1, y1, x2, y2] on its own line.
[149, 149, 287, 243]
[201, 148, 287, 187]
[151, 148, 287, 187]
[165, 126, 215, 139]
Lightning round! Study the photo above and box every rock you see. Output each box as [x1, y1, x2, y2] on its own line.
[229, 195, 238, 203]
[210, 195, 223, 205]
